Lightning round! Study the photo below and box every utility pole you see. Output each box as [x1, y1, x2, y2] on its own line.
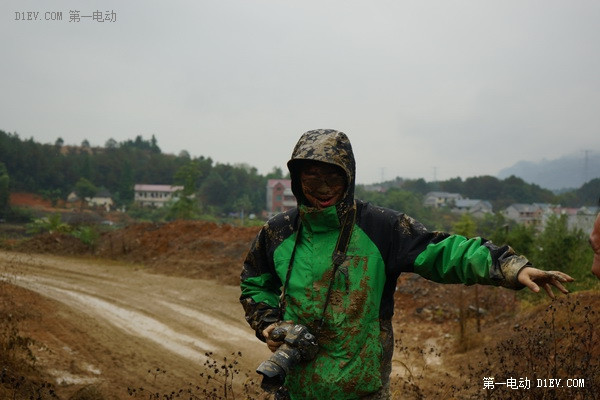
[583, 150, 590, 184]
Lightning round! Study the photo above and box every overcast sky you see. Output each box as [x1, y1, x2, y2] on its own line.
[2, 1, 599, 184]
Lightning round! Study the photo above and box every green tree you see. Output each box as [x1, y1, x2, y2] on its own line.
[74, 178, 98, 209]
[165, 161, 206, 220]
[105, 138, 118, 149]
[40, 188, 63, 207]
[233, 194, 253, 225]
[453, 214, 476, 237]
[401, 178, 431, 195]
[265, 166, 285, 179]
[166, 196, 199, 220]
[531, 214, 593, 290]
[174, 161, 203, 196]
[504, 223, 536, 256]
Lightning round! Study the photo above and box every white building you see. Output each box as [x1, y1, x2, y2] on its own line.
[87, 189, 114, 212]
[133, 184, 184, 208]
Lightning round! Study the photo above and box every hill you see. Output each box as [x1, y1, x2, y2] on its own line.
[498, 151, 600, 191]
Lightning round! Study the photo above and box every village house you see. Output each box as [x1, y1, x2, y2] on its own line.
[503, 203, 598, 233]
[451, 199, 493, 218]
[545, 205, 600, 233]
[423, 191, 463, 208]
[66, 189, 114, 211]
[266, 179, 296, 217]
[133, 184, 184, 208]
[87, 189, 114, 212]
[503, 203, 544, 227]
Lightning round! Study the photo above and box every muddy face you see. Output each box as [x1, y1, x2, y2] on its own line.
[299, 161, 346, 210]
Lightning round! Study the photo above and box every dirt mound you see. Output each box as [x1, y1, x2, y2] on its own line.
[10, 220, 262, 286]
[12, 232, 92, 255]
[96, 220, 261, 285]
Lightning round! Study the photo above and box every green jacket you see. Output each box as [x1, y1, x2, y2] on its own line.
[240, 130, 527, 399]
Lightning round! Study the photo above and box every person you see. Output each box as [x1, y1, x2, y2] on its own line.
[590, 208, 600, 279]
[240, 129, 573, 400]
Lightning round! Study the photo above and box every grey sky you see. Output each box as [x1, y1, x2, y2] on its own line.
[2, 1, 599, 184]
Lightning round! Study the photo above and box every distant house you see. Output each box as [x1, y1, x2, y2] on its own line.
[266, 179, 296, 216]
[66, 190, 114, 211]
[66, 191, 79, 205]
[133, 184, 184, 208]
[452, 199, 493, 218]
[423, 192, 463, 208]
[87, 189, 114, 211]
[503, 203, 543, 227]
[544, 206, 599, 233]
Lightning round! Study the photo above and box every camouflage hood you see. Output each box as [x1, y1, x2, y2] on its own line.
[287, 129, 356, 217]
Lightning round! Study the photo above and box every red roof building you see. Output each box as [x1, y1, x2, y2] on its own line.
[266, 179, 296, 216]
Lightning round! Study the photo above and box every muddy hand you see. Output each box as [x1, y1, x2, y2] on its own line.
[517, 267, 574, 299]
[262, 321, 293, 353]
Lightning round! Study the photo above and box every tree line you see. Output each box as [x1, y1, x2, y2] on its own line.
[1, 129, 598, 222]
[0, 130, 285, 219]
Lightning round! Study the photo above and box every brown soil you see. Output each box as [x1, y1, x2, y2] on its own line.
[1, 196, 599, 399]
[9, 192, 54, 209]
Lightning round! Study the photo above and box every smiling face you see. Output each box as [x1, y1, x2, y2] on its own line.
[299, 160, 347, 209]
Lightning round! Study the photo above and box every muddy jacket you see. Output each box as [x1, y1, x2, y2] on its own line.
[240, 130, 528, 399]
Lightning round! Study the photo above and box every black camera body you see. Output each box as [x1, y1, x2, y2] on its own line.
[256, 322, 319, 392]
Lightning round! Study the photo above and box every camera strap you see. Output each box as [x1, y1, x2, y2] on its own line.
[316, 203, 356, 335]
[279, 202, 357, 337]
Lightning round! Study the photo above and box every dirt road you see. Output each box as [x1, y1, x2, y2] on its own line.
[0, 250, 271, 399]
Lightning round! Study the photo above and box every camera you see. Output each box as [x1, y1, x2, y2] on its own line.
[256, 322, 319, 392]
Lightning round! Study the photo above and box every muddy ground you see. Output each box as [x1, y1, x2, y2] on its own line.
[1, 197, 599, 399]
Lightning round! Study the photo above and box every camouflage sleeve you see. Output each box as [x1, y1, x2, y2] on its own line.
[484, 242, 529, 289]
[240, 227, 282, 341]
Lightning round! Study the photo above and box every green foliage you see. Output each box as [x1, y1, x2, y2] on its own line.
[529, 214, 597, 292]
[25, 213, 100, 250]
[75, 177, 98, 200]
[472, 212, 597, 294]
[453, 214, 476, 237]
[557, 177, 600, 207]
[126, 203, 171, 222]
[165, 197, 200, 221]
[3, 207, 35, 224]
[198, 163, 266, 215]
[265, 166, 287, 179]
[70, 225, 100, 249]
[1, 129, 597, 225]
[503, 224, 537, 256]
[356, 187, 422, 217]
[40, 188, 62, 207]
[26, 213, 70, 235]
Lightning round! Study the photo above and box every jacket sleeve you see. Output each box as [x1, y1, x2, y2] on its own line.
[410, 233, 529, 289]
[239, 225, 283, 341]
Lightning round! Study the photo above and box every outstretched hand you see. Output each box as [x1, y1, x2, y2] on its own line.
[517, 267, 574, 299]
